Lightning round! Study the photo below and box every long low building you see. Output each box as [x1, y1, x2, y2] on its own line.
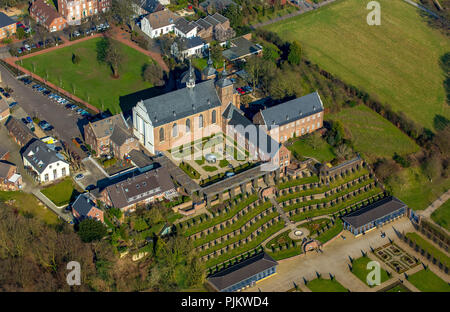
[206, 252, 278, 292]
[342, 196, 407, 236]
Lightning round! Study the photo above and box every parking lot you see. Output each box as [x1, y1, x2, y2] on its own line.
[0, 64, 89, 158]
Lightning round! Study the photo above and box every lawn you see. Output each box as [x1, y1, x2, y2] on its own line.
[405, 232, 450, 268]
[330, 105, 419, 161]
[389, 166, 450, 210]
[431, 199, 450, 231]
[265, 0, 450, 130]
[306, 277, 348, 292]
[19, 37, 156, 114]
[351, 256, 390, 287]
[0, 191, 60, 225]
[408, 269, 450, 292]
[287, 135, 335, 163]
[41, 178, 80, 207]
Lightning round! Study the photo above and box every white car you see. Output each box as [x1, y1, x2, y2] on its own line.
[74, 173, 84, 181]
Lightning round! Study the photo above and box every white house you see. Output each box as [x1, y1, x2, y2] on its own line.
[140, 9, 179, 38]
[22, 139, 70, 183]
[171, 37, 209, 59]
[174, 18, 198, 38]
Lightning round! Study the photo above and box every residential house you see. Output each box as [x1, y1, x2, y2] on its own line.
[57, 0, 111, 25]
[207, 252, 278, 292]
[5, 117, 36, 147]
[140, 9, 179, 38]
[100, 167, 178, 212]
[253, 91, 325, 144]
[178, 13, 234, 42]
[0, 146, 9, 161]
[30, 0, 67, 33]
[171, 36, 209, 59]
[0, 12, 16, 40]
[0, 162, 22, 191]
[134, 0, 165, 16]
[83, 114, 139, 159]
[199, 0, 236, 14]
[22, 139, 70, 183]
[71, 193, 104, 223]
[0, 97, 9, 121]
[174, 17, 198, 38]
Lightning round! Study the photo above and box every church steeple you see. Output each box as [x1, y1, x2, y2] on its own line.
[202, 50, 217, 81]
[186, 58, 195, 89]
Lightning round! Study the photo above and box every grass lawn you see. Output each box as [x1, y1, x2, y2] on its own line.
[287, 136, 335, 163]
[265, 0, 450, 130]
[306, 277, 348, 292]
[41, 178, 80, 207]
[330, 105, 419, 161]
[351, 256, 390, 287]
[0, 191, 60, 225]
[203, 165, 218, 172]
[408, 269, 450, 292]
[431, 199, 450, 231]
[405, 232, 450, 268]
[389, 166, 450, 210]
[19, 37, 156, 114]
[386, 283, 411, 292]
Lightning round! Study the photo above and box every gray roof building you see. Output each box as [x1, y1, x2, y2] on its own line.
[0, 146, 8, 160]
[72, 193, 97, 218]
[22, 139, 68, 174]
[174, 17, 197, 35]
[207, 252, 278, 292]
[260, 91, 324, 130]
[0, 12, 16, 29]
[222, 37, 262, 62]
[138, 0, 165, 14]
[5, 117, 36, 147]
[139, 79, 222, 127]
[342, 196, 407, 229]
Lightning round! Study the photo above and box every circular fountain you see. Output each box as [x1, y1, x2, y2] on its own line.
[205, 153, 217, 164]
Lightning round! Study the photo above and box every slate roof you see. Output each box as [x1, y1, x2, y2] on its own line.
[211, 12, 228, 24]
[140, 79, 222, 127]
[145, 9, 179, 29]
[260, 92, 324, 130]
[204, 15, 220, 27]
[5, 117, 36, 146]
[342, 196, 407, 229]
[30, 0, 65, 29]
[175, 17, 197, 35]
[0, 161, 15, 179]
[129, 149, 154, 168]
[72, 193, 97, 218]
[0, 146, 8, 160]
[110, 125, 132, 146]
[23, 139, 67, 174]
[184, 36, 206, 49]
[104, 167, 176, 209]
[0, 97, 8, 114]
[0, 12, 15, 29]
[138, 0, 165, 14]
[207, 252, 278, 291]
[222, 37, 262, 62]
[89, 114, 127, 139]
[196, 18, 213, 30]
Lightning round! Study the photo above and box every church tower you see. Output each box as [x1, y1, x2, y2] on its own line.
[215, 62, 238, 110]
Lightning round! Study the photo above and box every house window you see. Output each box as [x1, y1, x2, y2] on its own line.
[317, 122, 320, 128]
[159, 128, 164, 142]
[211, 110, 216, 124]
[186, 119, 190, 133]
[172, 123, 178, 137]
[199, 114, 203, 128]
[44, 174, 49, 181]
[62, 167, 66, 176]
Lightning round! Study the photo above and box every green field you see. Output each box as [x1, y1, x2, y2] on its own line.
[19, 37, 156, 114]
[431, 199, 450, 231]
[41, 178, 80, 207]
[408, 269, 450, 292]
[265, 0, 450, 130]
[351, 256, 390, 287]
[287, 135, 336, 163]
[406, 232, 450, 268]
[330, 105, 420, 161]
[307, 277, 348, 292]
[0, 191, 59, 225]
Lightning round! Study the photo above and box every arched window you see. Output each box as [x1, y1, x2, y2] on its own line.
[159, 128, 164, 142]
[186, 119, 190, 133]
[199, 114, 203, 128]
[172, 123, 178, 137]
[211, 110, 216, 124]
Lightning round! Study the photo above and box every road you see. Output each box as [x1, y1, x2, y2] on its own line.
[0, 63, 87, 158]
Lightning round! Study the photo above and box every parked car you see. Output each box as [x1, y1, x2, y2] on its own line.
[26, 116, 33, 124]
[38, 120, 53, 131]
[236, 87, 245, 95]
[21, 117, 29, 124]
[243, 86, 253, 93]
[43, 90, 51, 96]
[74, 173, 84, 181]
[65, 103, 72, 109]
[32, 84, 40, 89]
[3, 93, 10, 98]
[80, 145, 89, 152]
[8, 102, 18, 108]
[72, 137, 83, 147]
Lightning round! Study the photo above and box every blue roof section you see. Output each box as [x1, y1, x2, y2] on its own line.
[72, 194, 96, 218]
[261, 92, 324, 130]
[0, 12, 15, 29]
[141, 79, 222, 127]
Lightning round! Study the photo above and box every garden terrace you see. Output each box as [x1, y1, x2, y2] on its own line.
[289, 189, 385, 222]
[177, 194, 259, 237]
[282, 178, 378, 213]
[277, 171, 372, 203]
[306, 277, 348, 292]
[277, 172, 319, 190]
[192, 201, 274, 248]
[407, 269, 450, 292]
[204, 221, 285, 268]
[306, 218, 344, 245]
[198, 212, 282, 259]
[265, 230, 303, 261]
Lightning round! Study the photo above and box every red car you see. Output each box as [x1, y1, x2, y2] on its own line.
[236, 87, 245, 95]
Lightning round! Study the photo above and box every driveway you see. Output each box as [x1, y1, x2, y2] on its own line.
[0, 64, 88, 158]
